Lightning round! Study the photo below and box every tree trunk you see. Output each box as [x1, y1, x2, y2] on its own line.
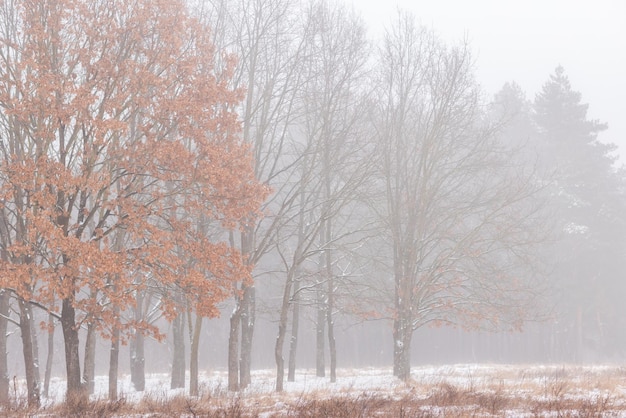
[170, 309, 185, 389]
[130, 329, 145, 391]
[18, 298, 40, 408]
[82, 287, 98, 395]
[393, 250, 413, 381]
[327, 276, 336, 383]
[287, 278, 300, 382]
[239, 285, 254, 389]
[189, 314, 202, 397]
[83, 321, 96, 394]
[227, 302, 240, 391]
[43, 313, 55, 398]
[130, 289, 145, 391]
[322, 215, 336, 383]
[316, 216, 329, 378]
[61, 296, 84, 401]
[392, 316, 412, 381]
[315, 285, 326, 377]
[275, 270, 294, 392]
[238, 227, 255, 390]
[0, 290, 10, 405]
[28, 304, 41, 388]
[109, 324, 120, 400]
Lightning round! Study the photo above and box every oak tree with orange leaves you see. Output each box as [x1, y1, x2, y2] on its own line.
[0, 0, 266, 403]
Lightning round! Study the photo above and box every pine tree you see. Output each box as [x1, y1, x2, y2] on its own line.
[533, 66, 626, 361]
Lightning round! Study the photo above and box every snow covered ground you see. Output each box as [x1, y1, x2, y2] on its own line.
[16, 364, 626, 416]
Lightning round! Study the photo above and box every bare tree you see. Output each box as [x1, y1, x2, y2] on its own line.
[270, 0, 377, 390]
[202, 0, 307, 391]
[287, 0, 370, 383]
[370, 12, 547, 380]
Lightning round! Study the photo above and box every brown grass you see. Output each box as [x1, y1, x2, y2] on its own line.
[2, 365, 625, 417]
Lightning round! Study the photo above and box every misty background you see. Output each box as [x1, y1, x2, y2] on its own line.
[349, 0, 626, 158]
[0, 0, 625, 401]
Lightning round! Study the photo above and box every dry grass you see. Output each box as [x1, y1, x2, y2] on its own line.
[2, 364, 626, 417]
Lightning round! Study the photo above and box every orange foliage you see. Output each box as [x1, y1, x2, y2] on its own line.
[0, 0, 267, 339]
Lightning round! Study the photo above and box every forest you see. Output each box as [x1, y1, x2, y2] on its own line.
[0, 0, 624, 413]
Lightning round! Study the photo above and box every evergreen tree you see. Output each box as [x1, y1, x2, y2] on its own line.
[533, 66, 626, 361]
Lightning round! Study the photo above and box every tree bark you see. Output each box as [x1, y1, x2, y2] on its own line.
[287, 278, 300, 382]
[392, 316, 412, 381]
[130, 288, 145, 391]
[83, 321, 96, 394]
[82, 287, 98, 395]
[109, 323, 120, 400]
[228, 228, 241, 392]
[170, 308, 185, 389]
[130, 329, 145, 391]
[228, 303, 240, 391]
[18, 298, 40, 408]
[321, 207, 336, 382]
[43, 313, 54, 398]
[0, 290, 10, 405]
[275, 270, 295, 392]
[239, 284, 254, 389]
[238, 226, 256, 389]
[316, 212, 330, 378]
[28, 304, 41, 388]
[189, 314, 202, 397]
[327, 276, 336, 383]
[61, 296, 85, 400]
[315, 285, 326, 378]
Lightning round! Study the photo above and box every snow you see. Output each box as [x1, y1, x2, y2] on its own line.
[13, 364, 626, 416]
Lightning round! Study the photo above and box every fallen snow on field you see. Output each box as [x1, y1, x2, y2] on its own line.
[21, 364, 626, 416]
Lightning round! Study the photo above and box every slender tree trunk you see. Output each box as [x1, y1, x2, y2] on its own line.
[321, 210, 336, 383]
[275, 160, 310, 393]
[43, 313, 54, 398]
[130, 289, 145, 391]
[275, 270, 295, 392]
[171, 308, 185, 389]
[28, 304, 41, 388]
[228, 302, 240, 391]
[228, 229, 256, 391]
[315, 284, 326, 377]
[18, 298, 40, 408]
[61, 296, 84, 400]
[316, 214, 330, 378]
[228, 229, 241, 392]
[0, 290, 10, 405]
[82, 288, 98, 394]
[83, 321, 96, 394]
[109, 323, 120, 400]
[239, 285, 254, 389]
[327, 276, 336, 383]
[129, 331, 137, 382]
[189, 314, 202, 397]
[287, 278, 300, 382]
[236, 229, 255, 390]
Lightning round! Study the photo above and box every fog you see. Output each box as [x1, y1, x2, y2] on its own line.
[0, 0, 625, 408]
[350, 0, 626, 158]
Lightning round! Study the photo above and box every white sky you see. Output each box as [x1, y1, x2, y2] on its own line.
[346, 0, 626, 160]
